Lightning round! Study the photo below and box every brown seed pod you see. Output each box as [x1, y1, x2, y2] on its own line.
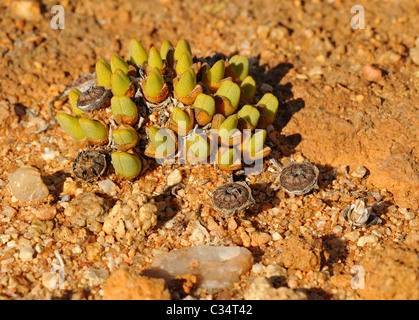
[76, 86, 112, 112]
[73, 149, 109, 182]
[211, 181, 255, 216]
[278, 162, 319, 195]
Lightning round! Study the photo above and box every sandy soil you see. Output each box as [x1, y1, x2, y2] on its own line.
[0, 0, 417, 300]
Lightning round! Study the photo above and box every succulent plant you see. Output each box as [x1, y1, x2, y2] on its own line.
[69, 88, 83, 116]
[111, 95, 138, 125]
[57, 38, 281, 181]
[174, 39, 191, 61]
[95, 59, 112, 87]
[129, 39, 148, 66]
[111, 69, 132, 96]
[228, 54, 249, 82]
[111, 151, 142, 179]
[193, 93, 215, 126]
[160, 40, 174, 60]
[56, 113, 85, 141]
[215, 80, 241, 116]
[78, 118, 108, 145]
[111, 53, 129, 75]
[147, 47, 164, 71]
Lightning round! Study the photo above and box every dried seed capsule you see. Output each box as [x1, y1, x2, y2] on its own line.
[76, 86, 112, 112]
[278, 162, 319, 195]
[211, 181, 254, 216]
[73, 149, 109, 182]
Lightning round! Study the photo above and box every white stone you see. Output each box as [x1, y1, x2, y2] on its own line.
[41, 148, 60, 161]
[166, 169, 182, 187]
[19, 246, 35, 262]
[357, 234, 378, 247]
[8, 166, 49, 202]
[98, 179, 117, 195]
[144, 245, 254, 289]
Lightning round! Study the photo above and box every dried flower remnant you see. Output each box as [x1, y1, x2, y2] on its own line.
[343, 198, 382, 228]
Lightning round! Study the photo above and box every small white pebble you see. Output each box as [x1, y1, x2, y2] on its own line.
[41, 148, 60, 161]
[166, 169, 182, 187]
[19, 246, 35, 262]
[357, 235, 378, 247]
[252, 263, 265, 274]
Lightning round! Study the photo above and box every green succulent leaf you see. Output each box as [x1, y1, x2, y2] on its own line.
[206, 60, 225, 83]
[187, 133, 210, 158]
[78, 118, 107, 142]
[175, 52, 193, 75]
[175, 68, 196, 97]
[218, 114, 238, 141]
[258, 93, 279, 121]
[240, 75, 256, 101]
[148, 127, 176, 157]
[248, 129, 266, 155]
[229, 55, 249, 82]
[193, 93, 215, 116]
[110, 53, 129, 74]
[56, 113, 85, 141]
[174, 39, 191, 61]
[111, 96, 138, 121]
[219, 147, 238, 168]
[215, 80, 240, 110]
[129, 39, 148, 66]
[171, 107, 190, 129]
[148, 47, 164, 70]
[69, 88, 83, 116]
[237, 104, 260, 128]
[111, 151, 142, 179]
[111, 69, 131, 96]
[95, 59, 112, 87]
[160, 40, 173, 60]
[145, 68, 165, 97]
[112, 128, 137, 145]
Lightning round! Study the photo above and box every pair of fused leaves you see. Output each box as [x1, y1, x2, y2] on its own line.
[56, 113, 107, 144]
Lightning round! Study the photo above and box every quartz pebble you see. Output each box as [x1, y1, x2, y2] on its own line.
[8, 166, 49, 202]
[166, 169, 182, 187]
[19, 246, 35, 262]
[98, 179, 117, 195]
[351, 166, 368, 178]
[357, 234, 378, 247]
[144, 245, 254, 289]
